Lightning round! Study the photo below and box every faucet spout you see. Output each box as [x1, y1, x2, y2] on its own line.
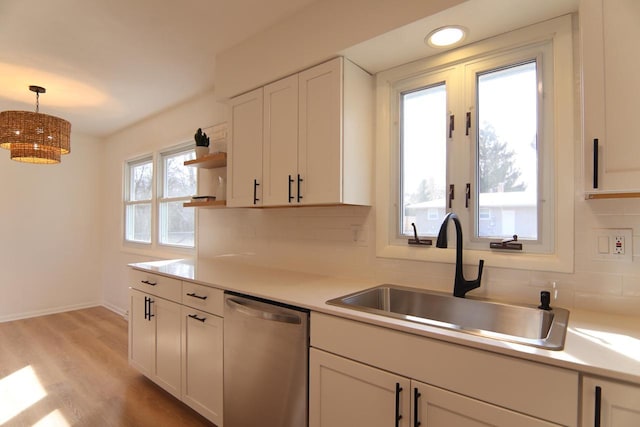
[436, 212, 484, 298]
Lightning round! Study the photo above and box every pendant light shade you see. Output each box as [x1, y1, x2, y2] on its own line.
[0, 86, 71, 164]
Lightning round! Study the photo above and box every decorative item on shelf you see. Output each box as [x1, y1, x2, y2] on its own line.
[191, 195, 216, 203]
[194, 128, 210, 158]
[0, 85, 71, 164]
[209, 122, 227, 154]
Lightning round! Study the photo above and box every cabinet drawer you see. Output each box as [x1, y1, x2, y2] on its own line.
[182, 282, 224, 316]
[130, 269, 181, 303]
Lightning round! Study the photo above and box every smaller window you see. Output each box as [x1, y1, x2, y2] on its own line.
[125, 158, 153, 244]
[158, 148, 197, 248]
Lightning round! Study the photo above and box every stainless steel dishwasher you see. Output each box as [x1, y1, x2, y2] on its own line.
[223, 292, 309, 427]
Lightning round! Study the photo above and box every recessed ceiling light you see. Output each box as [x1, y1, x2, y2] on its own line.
[425, 26, 467, 48]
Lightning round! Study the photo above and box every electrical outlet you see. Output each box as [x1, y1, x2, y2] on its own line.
[614, 235, 625, 254]
[593, 228, 632, 262]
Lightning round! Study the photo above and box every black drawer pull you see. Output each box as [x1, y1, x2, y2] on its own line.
[186, 292, 208, 300]
[188, 314, 206, 323]
[141, 279, 157, 286]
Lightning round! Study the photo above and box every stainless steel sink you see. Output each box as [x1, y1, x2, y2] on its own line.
[327, 284, 569, 350]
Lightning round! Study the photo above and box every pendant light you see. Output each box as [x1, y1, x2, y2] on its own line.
[0, 85, 71, 164]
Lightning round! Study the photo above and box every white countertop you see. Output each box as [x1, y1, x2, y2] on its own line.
[129, 257, 640, 386]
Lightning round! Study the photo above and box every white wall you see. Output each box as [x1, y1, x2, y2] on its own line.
[100, 90, 226, 314]
[99, 0, 640, 319]
[0, 133, 104, 321]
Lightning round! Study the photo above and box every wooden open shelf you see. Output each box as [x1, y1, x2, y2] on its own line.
[585, 191, 640, 200]
[183, 200, 227, 208]
[184, 152, 227, 169]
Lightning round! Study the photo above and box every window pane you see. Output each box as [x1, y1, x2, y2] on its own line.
[477, 61, 538, 240]
[401, 84, 447, 236]
[129, 161, 153, 201]
[164, 150, 196, 198]
[125, 203, 151, 243]
[159, 201, 195, 247]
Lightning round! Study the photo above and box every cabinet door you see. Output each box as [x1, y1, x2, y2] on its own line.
[228, 87, 264, 207]
[299, 58, 342, 205]
[129, 289, 155, 377]
[413, 380, 560, 427]
[182, 307, 223, 425]
[153, 297, 182, 398]
[263, 74, 299, 206]
[582, 377, 640, 427]
[309, 348, 411, 427]
[582, 0, 640, 192]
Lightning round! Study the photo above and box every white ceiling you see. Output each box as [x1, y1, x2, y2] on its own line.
[342, 0, 579, 74]
[0, 0, 579, 138]
[0, 0, 318, 137]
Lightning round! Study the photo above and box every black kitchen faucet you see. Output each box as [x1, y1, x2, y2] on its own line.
[436, 212, 484, 298]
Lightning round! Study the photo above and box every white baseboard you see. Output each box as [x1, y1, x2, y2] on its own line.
[0, 301, 102, 323]
[102, 301, 128, 320]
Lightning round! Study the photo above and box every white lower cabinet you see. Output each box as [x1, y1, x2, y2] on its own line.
[310, 348, 411, 427]
[582, 376, 640, 427]
[311, 313, 578, 427]
[412, 380, 558, 426]
[181, 306, 223, 426]
[310, 349, 560, 427]
[129, 288, 182, 398]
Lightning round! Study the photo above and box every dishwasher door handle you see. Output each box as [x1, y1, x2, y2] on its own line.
[226, 298, 302, 324]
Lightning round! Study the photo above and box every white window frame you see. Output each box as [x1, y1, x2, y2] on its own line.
[158, 145, 197, 249]
[375, 15, 574, 273]
[123, 143, 197, 254]
[124, 155, 154, 246]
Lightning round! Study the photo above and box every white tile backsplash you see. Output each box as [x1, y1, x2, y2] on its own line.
[198, 196, 640, 318]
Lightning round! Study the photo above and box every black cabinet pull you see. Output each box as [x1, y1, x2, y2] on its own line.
[288, 175, 295, 202]
[141, 279, 157, 286]
[253, 179, 260, 204]
[395, 383, 403, 427]
[186, 292, 207, 300]
[594, 385, 602, 427]
[593, 138, 599, 189]
[413, 387, 421, 427]
[188, 314, 207, 323]
[144, 296, 149, 320]
[148, 298, 154, 319]
[297, 174, 303, 202]
[466, 112, 471, 136]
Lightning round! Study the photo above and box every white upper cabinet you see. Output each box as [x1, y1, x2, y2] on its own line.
[263, 74, 299, 206]
[228, 57, 373, 207]
[227, 87, 264, 207]
[582, 0, 640, 196]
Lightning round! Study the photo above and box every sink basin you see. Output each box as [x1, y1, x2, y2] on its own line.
[327, 284, 569, 350]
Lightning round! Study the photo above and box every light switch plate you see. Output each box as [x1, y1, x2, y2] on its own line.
[593, 228, 633, 262]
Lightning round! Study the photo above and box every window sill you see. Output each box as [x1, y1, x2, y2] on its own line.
[375, 242, 573, 273]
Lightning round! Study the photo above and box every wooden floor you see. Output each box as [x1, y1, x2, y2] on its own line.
[0, 307, 213, 427]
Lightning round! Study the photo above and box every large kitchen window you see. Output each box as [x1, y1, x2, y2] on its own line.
[124, 145, 197, 249]
[376, 16, 574, 272]
[124, 157, 153, 244]
[159, 148, 196, 247]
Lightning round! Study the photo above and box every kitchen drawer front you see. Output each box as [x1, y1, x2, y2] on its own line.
[311, 313, 578, 427]
[182, 282, 224, 316]
[130, 269, 181, 303]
